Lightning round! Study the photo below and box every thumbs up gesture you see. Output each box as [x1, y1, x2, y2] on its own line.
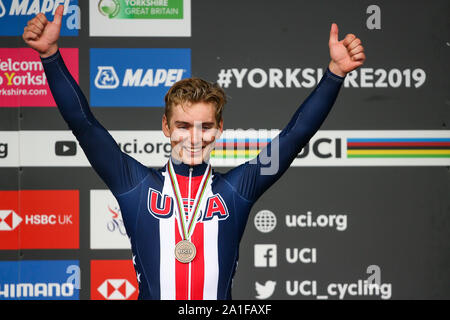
[22, 4, 64, 58]
[328, 23, 366, 77]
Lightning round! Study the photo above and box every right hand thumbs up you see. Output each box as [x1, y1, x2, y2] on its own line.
[22, 4, 64, 58]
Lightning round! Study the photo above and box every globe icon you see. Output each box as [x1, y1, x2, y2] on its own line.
[254, 210, 277, 233]
[98, 0, 119, 17]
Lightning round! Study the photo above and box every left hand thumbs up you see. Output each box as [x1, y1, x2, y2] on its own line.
[328, 23, 366, 76]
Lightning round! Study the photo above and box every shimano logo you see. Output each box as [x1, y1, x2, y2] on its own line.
[0, 282, 74, 298]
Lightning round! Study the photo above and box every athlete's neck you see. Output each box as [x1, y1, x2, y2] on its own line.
[169, 156, 209, 177]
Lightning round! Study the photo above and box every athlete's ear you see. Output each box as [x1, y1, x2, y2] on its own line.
[215, 119, 223, 139]
[162, 114, 171, 138]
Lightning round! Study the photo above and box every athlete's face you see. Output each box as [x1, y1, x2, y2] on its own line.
[162, 101, 223, 166]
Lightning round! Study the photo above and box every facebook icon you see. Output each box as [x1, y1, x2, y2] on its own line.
[254, 244, 277, 267]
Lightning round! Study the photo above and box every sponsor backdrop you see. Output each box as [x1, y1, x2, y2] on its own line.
[0, 0, 449, 300]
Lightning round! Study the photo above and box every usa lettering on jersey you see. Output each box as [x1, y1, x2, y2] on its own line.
[147, 187, 229, 221]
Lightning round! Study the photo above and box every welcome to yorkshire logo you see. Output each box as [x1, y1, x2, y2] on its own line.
[97, 0, 183, 19]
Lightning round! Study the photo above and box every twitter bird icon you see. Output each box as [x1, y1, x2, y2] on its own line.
[255, 281, 276, 299]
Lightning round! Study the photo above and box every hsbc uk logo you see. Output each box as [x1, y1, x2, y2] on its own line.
[97, 279, 136, 300]
[0, 209, 73, 229]
[0, 210, 22, 231]
[0, 190, 79, 250]
[90, 48, 191, 107]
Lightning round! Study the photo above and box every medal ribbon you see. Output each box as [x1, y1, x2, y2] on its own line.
[167, 159, 212, 241]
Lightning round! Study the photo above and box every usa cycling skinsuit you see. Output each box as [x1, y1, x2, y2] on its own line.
[41, 50, 345, 300]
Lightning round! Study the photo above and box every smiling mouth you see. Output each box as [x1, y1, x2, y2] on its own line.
[183, 146, 206, 154]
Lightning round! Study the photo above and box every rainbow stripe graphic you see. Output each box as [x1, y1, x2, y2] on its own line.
[347, 138, 450, 158]
[210, 135, 450, 161]
[211, 139, 270, 159]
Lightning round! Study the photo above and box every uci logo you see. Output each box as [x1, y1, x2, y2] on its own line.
[147, 188, 229, 221]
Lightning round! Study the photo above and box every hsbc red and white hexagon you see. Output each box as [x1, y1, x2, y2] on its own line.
[90, 260, 139, 300]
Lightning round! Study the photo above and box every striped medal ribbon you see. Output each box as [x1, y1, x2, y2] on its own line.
[167, 159, 212, 263]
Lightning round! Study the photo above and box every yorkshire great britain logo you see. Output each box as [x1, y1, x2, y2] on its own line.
[147, 188, 229, 221]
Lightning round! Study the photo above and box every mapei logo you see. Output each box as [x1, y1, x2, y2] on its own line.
[0, 210, 22, 231]
[94, 65, 185, 89]
[147, 188, 229, 222]
[94, 66, 119, 89]
[97, 279, 136, 300]
[90, 48, 191, 107]
[0, 0, 80, 36]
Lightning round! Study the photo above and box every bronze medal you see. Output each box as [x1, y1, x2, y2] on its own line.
[174, 240, 197, 263]
[167, 160, 211, 264]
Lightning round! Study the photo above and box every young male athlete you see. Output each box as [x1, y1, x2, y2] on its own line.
[23, 5, 365, 300]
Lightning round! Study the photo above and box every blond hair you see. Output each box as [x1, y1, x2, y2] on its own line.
[164, 77, 227, 126]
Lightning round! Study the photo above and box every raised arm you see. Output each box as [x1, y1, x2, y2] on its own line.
[23, 5, 149, 196]
[224, 23, 366, 203]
